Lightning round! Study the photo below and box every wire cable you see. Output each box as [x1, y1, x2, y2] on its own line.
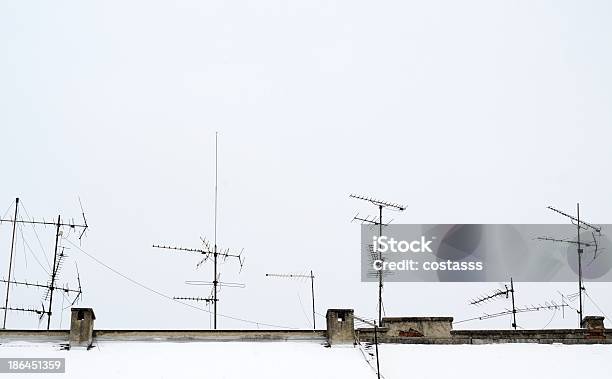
[584, 289, 611, 321]
[64, 239, 299, 329]
[19, 201, 52, 269]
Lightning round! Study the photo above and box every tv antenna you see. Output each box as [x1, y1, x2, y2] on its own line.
[265, 271, 316, 329]
[350, 194, 406, 325]
[536, 203, 602, 327]
[1, 198, 87, 329]
[469, 278, 517, 329]
[456, 300, 570, 326]
[153, 132, 245, 329]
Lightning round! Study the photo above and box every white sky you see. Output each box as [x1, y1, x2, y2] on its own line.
[1, 0, 611, 330]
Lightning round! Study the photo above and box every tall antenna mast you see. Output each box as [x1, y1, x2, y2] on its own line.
[350, 194, 406, 326]
[537, 203, 601, 327]
[153, 132, 245, 329]
[2, 197, 19, 329]
[213, 131, 218, 329]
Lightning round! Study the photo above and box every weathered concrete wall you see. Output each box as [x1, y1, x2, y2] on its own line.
[381, 317, 453, 338]
[94, 330, 326, 342]
[355, 328, 612, 345]
[451, 329, 612, 344]
[2, 310, 611, 346]
[0, 330, 69, 343]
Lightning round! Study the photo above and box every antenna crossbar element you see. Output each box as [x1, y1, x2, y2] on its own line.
[173, 296, 217, 303]
[152, 244, 211, 255]
[0, 218, 88, 229]
[265, 273, 314, 279]
[0, 279, 82, 294]
[470, 287, 512, 306]
[352, 213, 391, 226]
[536, 236, 596, 247]
[547, 206, 601, 233]
[0, 306, 49, 318]
[349, 194, 406, 211]
[185, 280, 245, 288]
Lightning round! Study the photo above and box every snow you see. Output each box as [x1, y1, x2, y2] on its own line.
[1, 340, 611, 378]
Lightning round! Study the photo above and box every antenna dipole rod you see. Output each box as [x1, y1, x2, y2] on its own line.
[2, 198, 19, 329]
[349, 194, 406, 211]
[152, 244, 208, 254]
[547, 205, 601, 233]
[378, 205, 383, 326]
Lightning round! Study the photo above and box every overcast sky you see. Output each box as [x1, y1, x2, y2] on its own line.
[1, 0, 611, 330]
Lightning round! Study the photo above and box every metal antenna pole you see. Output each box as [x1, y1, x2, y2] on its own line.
[354, 314, 381, 379]
[510, 277, 517, 330]
[577, 203, 583, 327]
[47, 215, 61, 330]
[374, 322, 381, 379]
[378, 205, 383, 326]
[213, 131, 218, 330]
[2, 198, 19, 329]
[310, 270, 316, 330]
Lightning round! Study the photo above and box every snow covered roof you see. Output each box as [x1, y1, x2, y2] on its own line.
[1, 340, 611, 379]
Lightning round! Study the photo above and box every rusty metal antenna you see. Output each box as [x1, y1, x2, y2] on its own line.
[536, 203, 602, 327]
[265, 271, 316, 329]
[350, 194, 406, 326]
[1, 198, 87, 329]
[153, 132, 245, 329]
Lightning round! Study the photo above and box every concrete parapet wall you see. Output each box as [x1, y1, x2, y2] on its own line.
[382, 317, 453, 338]
[450, 329, 612, 344]
[355, 328, 612, 345]
[0, 330, 69, 343]
[94, 330, 327, 342]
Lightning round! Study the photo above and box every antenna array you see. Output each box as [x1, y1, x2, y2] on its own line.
[469, 278, 517, 329]
[537, 203, 602, 327]
[1, 198, 87, 329]
[350, 193, 406, 325]
[457, 301, 569, 325]
[153, 132, 244, 329]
